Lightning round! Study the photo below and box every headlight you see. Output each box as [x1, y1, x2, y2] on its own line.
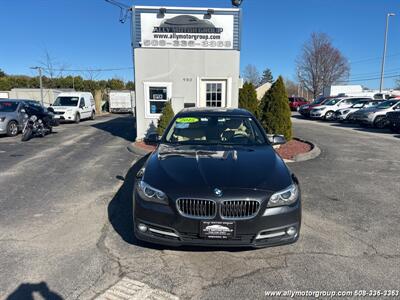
[267, 184, 299, 207]
[137, 180, 167, 204]
[30, 115, 37, 122]
[0, 117, 5, 122]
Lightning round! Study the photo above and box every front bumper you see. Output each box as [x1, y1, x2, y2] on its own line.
[133, 192, 301, 248]
[298, 109, 310, 116]
[53, 110, 75, 121]
[335, 112, 349, 121]
[353, 115, 373, 125]
[310, 111, 324, 118]
[0, 122, 6, 134]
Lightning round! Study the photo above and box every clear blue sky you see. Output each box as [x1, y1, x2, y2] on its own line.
[0, 0, 399, 89]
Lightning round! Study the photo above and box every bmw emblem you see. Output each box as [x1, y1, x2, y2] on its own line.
[214, 188, 223, 197]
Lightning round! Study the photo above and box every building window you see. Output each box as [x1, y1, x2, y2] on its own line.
[206, 83, 222, 107]
[149, 86, 167, 114]
[144, 82, 172, 118]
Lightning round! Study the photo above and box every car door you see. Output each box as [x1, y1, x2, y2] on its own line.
[79, 97, 90, 119]
[16, 102, 26, 126]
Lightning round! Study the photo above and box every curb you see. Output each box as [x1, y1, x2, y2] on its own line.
[291, 138, 321, 162]
[127, 143, 154, 157]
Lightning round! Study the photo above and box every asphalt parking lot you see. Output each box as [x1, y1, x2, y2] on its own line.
[1, 114, 399, 299]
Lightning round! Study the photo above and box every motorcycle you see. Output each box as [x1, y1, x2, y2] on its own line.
[21, 106, 57, 141]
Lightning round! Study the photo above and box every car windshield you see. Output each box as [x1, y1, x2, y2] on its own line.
[376, 100, 399, 109]
[53, 96, 79, 106]
[324, 98, 341, 106]
[0, 102, 18, 112]
[164, 115, 267, 146]
[313, 97, 326, 104]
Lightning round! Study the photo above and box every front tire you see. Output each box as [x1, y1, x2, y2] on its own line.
[75, 113, 80, 124]
[325, 111, 335, 121]
[6, 121, 18, 137]
[90, 111, 95, 120]
[21, 127, 32, 141]
[374, 116, 388, 129]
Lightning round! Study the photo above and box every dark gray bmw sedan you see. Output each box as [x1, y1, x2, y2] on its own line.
[134, 108, 301, 248]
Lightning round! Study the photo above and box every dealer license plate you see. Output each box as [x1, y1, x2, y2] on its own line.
[200, 221, 235, 239]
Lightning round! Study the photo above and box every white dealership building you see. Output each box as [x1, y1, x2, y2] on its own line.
[132, 6, 242, 139]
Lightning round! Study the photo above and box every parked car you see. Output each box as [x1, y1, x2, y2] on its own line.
[335, 99, 383, 122]
[352, 99, 400, 128]
[0, 99, 26, 136]
[52, 92, 96, 123]
[387, 110, 400, 133]
[288, 97, 308, 111]
[310, 97, 371, 120]
[298, 96, 333, 117]
[134, 108, 301, 248]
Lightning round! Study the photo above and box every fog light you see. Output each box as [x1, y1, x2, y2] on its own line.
[286, 226, 297, 236]
[138, 223, 148, 232]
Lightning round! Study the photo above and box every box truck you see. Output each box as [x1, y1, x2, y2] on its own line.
[109, 91, 135, 113]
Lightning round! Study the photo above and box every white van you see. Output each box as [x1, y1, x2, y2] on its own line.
[52, 92, 96, 123]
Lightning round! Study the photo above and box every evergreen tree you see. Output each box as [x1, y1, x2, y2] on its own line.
[259, 76, 292, 140]
[239, 82, 259, 116]
[126, 81, 135, 90]
[157, 101, 175, 136]
[260, 68, 274, 85]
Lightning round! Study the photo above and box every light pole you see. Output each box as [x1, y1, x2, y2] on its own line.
[30, 66, 44, 106]
[379, 13, 395, 92]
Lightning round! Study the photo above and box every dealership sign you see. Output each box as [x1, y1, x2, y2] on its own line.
[140, 13, 235, 50]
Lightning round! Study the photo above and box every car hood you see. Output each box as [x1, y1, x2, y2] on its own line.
[338, 107, 357, 113]
[354, 107, 383, 115]
[311, 105, 330, 110]
[142, 144, 293, 197]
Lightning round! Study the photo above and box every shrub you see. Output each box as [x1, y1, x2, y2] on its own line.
[239, 82, 259, 117]
[157, 101, 174, 136]
[259, 76, 292, 140]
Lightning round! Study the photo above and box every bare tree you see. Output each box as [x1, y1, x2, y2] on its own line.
[38, 49, 69, 88]
[242, 64, 261, 86]
[39, 49, 69, 78]
[284, 78, 299, 98]
[296, 33, 350, 99]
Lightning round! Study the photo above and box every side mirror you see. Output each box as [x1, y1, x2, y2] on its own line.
[272, 134, 286, 146]
[136, 168, 145, 179]
[50, 104, 52, 106]
[145, 133, 160, 144]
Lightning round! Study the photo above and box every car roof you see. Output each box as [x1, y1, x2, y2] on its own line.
[177, 107, 254, 117]
[0, 99, 30, 103]
[58, 92, 91, 97]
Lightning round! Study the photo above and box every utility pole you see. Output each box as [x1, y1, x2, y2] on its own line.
[30, 66, 44, 106]
[379, 13, 395, 92]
